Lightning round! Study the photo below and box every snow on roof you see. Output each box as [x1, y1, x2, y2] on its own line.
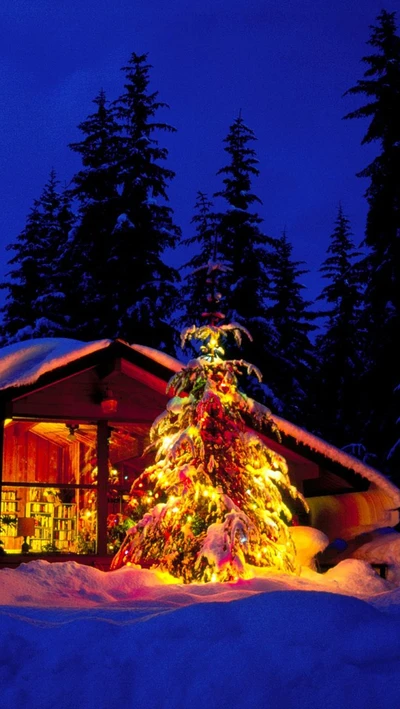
[0, 338, 112, 391]
[1, 338, 398, 506]
[130, 343, 183, 373]
[272, 412, 400, 506]
[0, 337, 183, 393]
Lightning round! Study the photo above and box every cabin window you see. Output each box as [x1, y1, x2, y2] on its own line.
[0, 419, 147, 557]
[0, 420, 98, 555]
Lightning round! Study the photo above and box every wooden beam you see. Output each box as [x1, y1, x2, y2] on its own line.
[119, 359, 168, 395]
[96, 421, 109, 556]
[0, 418, 4, 498]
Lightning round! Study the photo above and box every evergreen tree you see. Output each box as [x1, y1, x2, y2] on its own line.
[212, 115, 280, 407]
[344, 10, 400, 469]
[68, 54, 180, 351]
[68, 89, 122, 339]
[214, 115, 274, 323]
[111, 320, 308, 582]
[0, 170, 75, 344]
[268, 231, 316, 423]
[180, 192, 223, 328]
[111, 52, 181, 351]
[210, 115, 316, 419]
[314, 205, 364, 445]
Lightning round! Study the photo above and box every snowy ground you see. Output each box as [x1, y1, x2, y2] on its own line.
[1, 559, 400, 708]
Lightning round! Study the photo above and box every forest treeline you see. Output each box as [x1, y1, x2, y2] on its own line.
[0, 10, 399, 480]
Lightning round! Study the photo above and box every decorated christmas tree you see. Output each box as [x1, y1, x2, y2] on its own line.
[111, 266, 308, 582]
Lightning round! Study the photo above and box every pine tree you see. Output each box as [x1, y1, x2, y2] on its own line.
[111, 319, 308, 583]
[314, 205, 364, 445]
[268, 231, 316, 423]
[344, 10, 400, 469]
[210, 115, 316, 419]
[0, 170, 75, 344]
[68, 54, 180, 351]
[215, 115, 274, 323]
[180, 192, 223, 328]
[212, 115, 281, 407]
[111, 52, 181, 351]
[68, 89, 122, 339]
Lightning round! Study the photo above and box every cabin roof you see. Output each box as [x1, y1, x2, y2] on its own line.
[0, 337, 399, 505]
[0, 337, 182, 396]
[271, 413, 400, 505]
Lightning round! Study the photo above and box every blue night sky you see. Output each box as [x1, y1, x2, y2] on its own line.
[0, 0, 397, 308]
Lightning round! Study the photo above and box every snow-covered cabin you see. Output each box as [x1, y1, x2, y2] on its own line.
[0, 338, 399, 567]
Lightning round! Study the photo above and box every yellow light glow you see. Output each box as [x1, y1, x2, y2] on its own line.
[4, 418, 12, 426]
[211, 573, 218, 583]
[161, 435, 174, 448]
[172, 506, 179, 513]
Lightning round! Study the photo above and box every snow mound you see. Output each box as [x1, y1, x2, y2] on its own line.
[2, 560, 400, 707]
[0, 558, 394, 609]
[290, 525, 329, 568]
[1, 585, 400, 708]
[352, 530, 400, 584]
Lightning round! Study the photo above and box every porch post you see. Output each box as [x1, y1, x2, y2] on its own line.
[96, 420, 109, 556]
[0, 417, 4, 495]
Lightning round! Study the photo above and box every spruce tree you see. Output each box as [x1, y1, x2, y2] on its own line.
[68, 54, 180, 351]
[268, 231, 316, 423]
[68, 89, 122, 340]
[344, 10, 400, 469]
[214, 115, 274, 322]
[314, 205, 364, 446]
[111, 52, 181, 351]
[0, 170, 75, 344]
[180, 192, 223, 328]
[111, 319, 308, 582]
[212, 115, 280, 407]
[211, 115, 317, 418]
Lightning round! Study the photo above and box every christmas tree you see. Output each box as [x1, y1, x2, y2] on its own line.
[112, 280, 308, 582]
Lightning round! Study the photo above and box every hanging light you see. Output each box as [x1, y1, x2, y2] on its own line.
[101, 387, 118, 414]
[67, 424, 79, 441]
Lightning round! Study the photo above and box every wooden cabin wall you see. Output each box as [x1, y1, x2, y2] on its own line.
[307, 489, 400, 541]
[11, 368, 167, 423]
[3, 425, 65, 484]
